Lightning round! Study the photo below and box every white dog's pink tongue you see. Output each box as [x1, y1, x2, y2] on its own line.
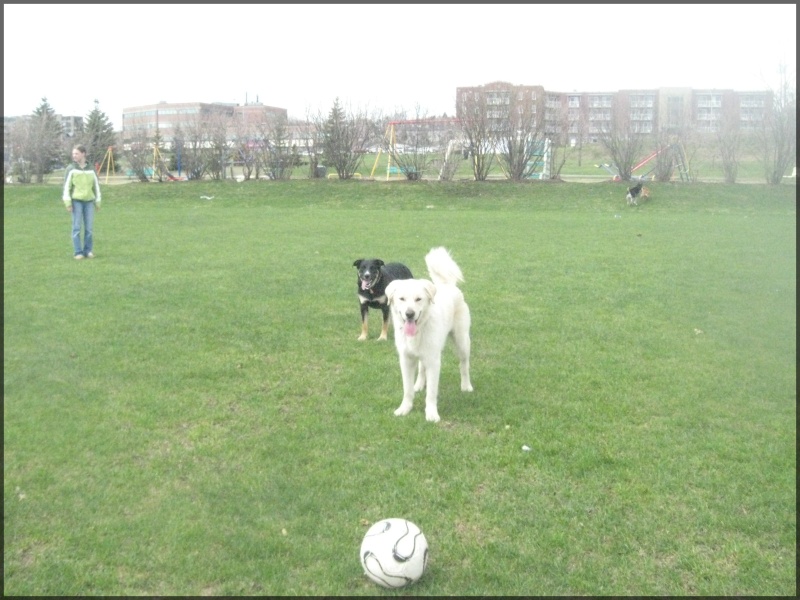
[404, 320, 417, 336]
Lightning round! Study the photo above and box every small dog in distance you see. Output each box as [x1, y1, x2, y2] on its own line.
[626, 182, 651, 206]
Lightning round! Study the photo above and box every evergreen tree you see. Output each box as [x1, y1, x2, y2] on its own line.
[321, 98, 347, 174]
[82, 100, 117, 172]
[318, 98, 370, 180]
[30, 97, 63, 183]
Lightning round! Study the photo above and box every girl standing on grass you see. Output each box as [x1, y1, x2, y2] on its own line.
[62, 144, 101, 259]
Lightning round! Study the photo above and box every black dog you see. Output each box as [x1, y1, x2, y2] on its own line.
[353, 259, 413, 341]
[626, 182, 651, 206]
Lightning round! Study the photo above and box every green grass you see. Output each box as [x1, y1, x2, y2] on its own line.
[3, 179, 796, 595]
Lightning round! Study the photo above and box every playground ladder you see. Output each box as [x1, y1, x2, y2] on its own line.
[672, 144, 690, 182]
[526, 138, 551, 180]
[438, 139, 460, 180]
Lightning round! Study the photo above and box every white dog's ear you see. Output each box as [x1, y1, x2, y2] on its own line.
[385, 280, 398, 304]
[423, 279, 436, 303]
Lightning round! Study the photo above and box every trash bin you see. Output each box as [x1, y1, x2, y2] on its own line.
[315, 166, 327, 178]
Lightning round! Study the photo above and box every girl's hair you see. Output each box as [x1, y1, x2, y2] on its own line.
[73, 144, 87, 154]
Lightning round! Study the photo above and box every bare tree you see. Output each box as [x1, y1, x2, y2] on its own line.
[257, 114, 296, 180]
[458, 90, 494, 181]
[494, 89, 546, 180]
[177, 114, 211, 181]
[150, 130, 170, 182]
[298, 113, 324, 178]
[598, 95, 648, 182]
[572, 104, 589, 168]
[754, 65, 797, 185]
[316, 98, 371, 180]
[651, 130, 676, 182]
[251, 130, 269, 179]
[549, 142, 574, 180]
[674, 114, 702, 183]
[230, 110, 260, 181]
[715, 101, 743, 184]
[434, 120, 465, 182]
[545, 100, 581, 180]
[637, 132, 696, 184]
[7, 118, 35, 183]
[26, 98, 64, 183]
[123, 128, 154, 182]
[365, 110, 388, 151]
[206, 112, 231, 180]
[383, 106, 437, 180]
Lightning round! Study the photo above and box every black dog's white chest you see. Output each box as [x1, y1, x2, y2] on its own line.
[359, 290, 387, 307]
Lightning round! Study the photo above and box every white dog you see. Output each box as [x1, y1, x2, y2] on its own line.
[384, 247, 473, 422]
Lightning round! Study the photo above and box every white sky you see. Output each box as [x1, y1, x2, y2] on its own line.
[4, 3, 796, 130]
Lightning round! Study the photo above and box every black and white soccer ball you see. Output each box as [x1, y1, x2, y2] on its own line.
[359, 518, 429, 588]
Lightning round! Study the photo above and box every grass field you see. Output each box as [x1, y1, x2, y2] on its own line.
[3, 178, 796, 595]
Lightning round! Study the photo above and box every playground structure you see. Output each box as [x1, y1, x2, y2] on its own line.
[440, 137, 551, 181]
[151, 144, 184, 181]
[370, 119, 459, 181]
[438, 139, 464, 180]
[121, 144, 185, 181]
[370, 121, 414, 180]
[99, 144, 179, 183]
[596, 143, 690, 182]
[96, 146, 116, 184]
[368, 120, 553, 181]
[525, 138, 551, 180]
[489, 138, 552, 180]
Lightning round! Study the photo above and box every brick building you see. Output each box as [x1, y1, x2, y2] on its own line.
[455, 81, 772, 144]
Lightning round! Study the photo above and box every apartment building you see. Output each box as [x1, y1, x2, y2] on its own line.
[121, 101, 287, 147]
[456, 81, 773, 143]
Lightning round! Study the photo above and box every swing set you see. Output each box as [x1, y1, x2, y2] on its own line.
[105, 143, 185, 182]
[370, 119, 457, 180]
[96, 146, 116, 184]
[151, 144, 185, 181]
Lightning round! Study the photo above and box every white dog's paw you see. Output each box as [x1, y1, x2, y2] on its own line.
[413, 380, 426, 392]
[394, 401, 413, 416]
[462, 382, 474, 392]
[425, 409, 441, 423]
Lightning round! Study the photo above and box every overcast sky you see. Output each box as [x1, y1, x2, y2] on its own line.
[4, 4, 796, 130]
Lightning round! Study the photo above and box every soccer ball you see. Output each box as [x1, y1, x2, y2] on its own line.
[359, 518, 428, 588]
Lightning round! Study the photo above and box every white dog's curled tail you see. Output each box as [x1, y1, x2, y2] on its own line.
[425, 247, 464, 286]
